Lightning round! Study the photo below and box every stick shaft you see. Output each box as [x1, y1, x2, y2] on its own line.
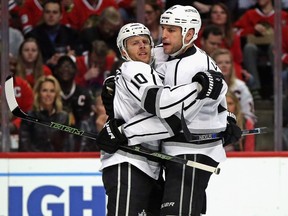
[5, 75, 220, 174]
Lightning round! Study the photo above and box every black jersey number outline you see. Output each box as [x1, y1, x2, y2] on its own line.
[131, 73, 148, 89]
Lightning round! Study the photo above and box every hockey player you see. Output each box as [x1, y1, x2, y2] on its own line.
[98, 5, 241, 216]
[96, 22, 227, 216]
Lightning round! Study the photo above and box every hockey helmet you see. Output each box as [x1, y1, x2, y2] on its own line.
[160, 5, 201, 57]
[160, 5, 202, 43]
[117, 23, 154, 61]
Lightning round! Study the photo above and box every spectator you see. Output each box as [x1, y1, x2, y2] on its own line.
[281, 26, 288, 92]
[117, 0, 135, 23]
[236, 0, 256, 21]
[0, 55, 34, 151]
[198, 24, 222, 55]
[225, 91, 255, 151]
[19, 75, 70, 152]
[8, 0, 24, 30]
[165, 0, 237, 20]
[26, 0, 80, 68]
[9, 56, 33, 133]
[80, 90, 107, 151]
[53, 55, 93, 151]
[65, 0, 118, 31]
[208, 3, 243, 68]
[16, 37, 52, 87]
[75, 40, 117, 93]
[81, 14, 99, 30]
[211, 48, 257, 123]
[144, 0, 163, 46]
[198, 24, 252, 84]
[19, 0, 70, 34]
[79, 6, 123, 57]
[234, 0, 288, 98]
[196, 3, 250, 82]
[0, 3, 24, 58]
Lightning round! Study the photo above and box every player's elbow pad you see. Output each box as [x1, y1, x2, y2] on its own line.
[143, 87, 160, 115]
[164, 115, 181, 135]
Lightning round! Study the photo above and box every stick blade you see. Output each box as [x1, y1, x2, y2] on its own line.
[4, 75, 18, 111]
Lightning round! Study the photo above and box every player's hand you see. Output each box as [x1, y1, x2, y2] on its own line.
[192, 70, 224, 100]
[96, 119, 128, 153]
[101, 76, 115, 118]
[221, 112, 242, 147]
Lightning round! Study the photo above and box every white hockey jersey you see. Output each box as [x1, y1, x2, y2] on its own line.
[123, 45, 228, 162]
[100, 60, 213, 179]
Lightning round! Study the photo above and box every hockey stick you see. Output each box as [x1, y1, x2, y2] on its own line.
[181, 106, 268, 142]
[5, 75, 220, 174]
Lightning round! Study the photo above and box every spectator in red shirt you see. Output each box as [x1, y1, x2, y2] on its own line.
[1, 56, 34, 134]
[234, 0, 288, 99]
[75, 40, 116, 93]
[16, 37, 52, 87]
[65, 0, 118, 31]
[234, 0, 288, 37]
[79, 6, 123, 57]
[195, 3, 245, 80]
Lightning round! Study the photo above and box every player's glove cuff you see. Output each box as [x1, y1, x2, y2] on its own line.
[96, 119, 128, 153]
[222, 112, 242, 147]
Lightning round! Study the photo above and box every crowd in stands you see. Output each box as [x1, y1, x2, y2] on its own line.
[1, 0, 288, 152]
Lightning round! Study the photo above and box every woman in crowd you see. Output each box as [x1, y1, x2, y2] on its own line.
[144, 0, 163, 46]
[16, 37, 52, 87]
[211, 48, 257, 124]
[19, 75, 69, 152]
[196, 3, 252, 82]
[225, 91, 255, 151]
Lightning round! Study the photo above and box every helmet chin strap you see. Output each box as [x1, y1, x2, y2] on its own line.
[169, 32, 195, 58]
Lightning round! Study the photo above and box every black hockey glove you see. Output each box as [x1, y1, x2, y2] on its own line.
[101, 76, 115, 118]
[96, 119, 128, 154]
[192, 70, 224, 100]
[221, 112, 242, 147]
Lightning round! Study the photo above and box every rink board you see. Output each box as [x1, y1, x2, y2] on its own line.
[0, 152, 288, 216]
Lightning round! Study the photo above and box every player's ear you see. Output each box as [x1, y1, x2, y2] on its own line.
[184, 28, 194, 43]
[121, 50, 128, 58]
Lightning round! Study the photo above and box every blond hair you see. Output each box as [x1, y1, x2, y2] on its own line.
[210, 48, 236, 87]
[226, 91, 244, 130]
[33, 75, 63, 112]
[226, 91, 245, 151]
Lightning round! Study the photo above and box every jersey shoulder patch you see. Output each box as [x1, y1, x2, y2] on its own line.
[120, 61, 152, 81]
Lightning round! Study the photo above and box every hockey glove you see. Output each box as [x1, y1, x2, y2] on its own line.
[222, 112, 242, 147]
[101, 76, 115, 118]
[96, 119, 128, 153]
[192, 70, 224, 100]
